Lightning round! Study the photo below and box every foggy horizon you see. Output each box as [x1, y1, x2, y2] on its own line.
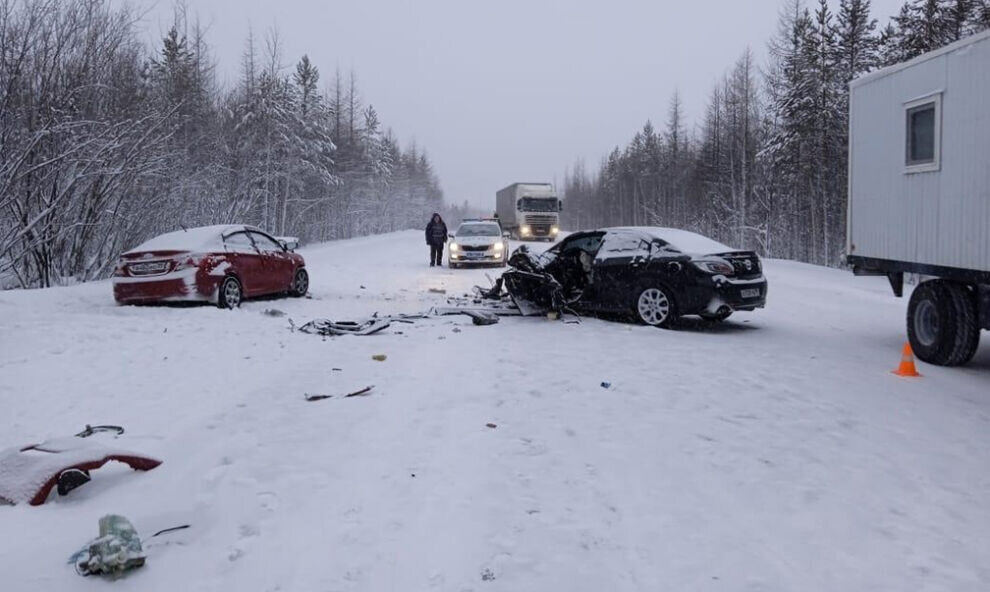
[131, 0, 906, 209]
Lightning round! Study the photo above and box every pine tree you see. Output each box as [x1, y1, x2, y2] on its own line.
[979, 0, 990, 28]
[885, 0, 948, 63]
[294, 55, 319, 117]
[836, 0, 881, 85]
[943, 0, 978, 40]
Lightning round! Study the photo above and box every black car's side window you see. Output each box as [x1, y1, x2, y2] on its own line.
[651, 239, 679, 254]
[597, 233, 650, 260]
[560, 234, 604, 256]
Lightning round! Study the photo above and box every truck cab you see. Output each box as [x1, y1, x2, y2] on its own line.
[496, 183, 562, 241]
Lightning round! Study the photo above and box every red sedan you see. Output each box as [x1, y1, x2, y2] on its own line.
[113, 225, 308, 308]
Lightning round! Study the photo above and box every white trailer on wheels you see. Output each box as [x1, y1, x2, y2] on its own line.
[846, 30, 990, 366]
[495, 183, 562, 241]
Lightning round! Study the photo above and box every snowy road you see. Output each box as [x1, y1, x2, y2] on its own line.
[1, 230, 989, 591]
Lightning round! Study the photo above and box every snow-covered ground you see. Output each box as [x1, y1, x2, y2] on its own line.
[1, 230, 988, 591]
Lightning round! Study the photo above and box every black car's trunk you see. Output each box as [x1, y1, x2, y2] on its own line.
[713, 252, 763, 280]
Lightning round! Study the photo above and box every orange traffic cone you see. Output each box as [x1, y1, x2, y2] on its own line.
[891, 343, 922, 377]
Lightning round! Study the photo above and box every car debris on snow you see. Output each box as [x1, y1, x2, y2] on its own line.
[70, 515, 146, 577]
[372, 354, 387, 361]
[0, 429, 162, 506]
[304, 386, 374, 402]
[294, 317, 391, 336]
[75, 424, 125, 438]
[292, 307, 501, 339]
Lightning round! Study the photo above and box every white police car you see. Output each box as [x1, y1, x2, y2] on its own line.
[448, 219, 509, 268]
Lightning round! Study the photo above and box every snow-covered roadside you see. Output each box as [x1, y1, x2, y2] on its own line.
[1, 230, 988, 591]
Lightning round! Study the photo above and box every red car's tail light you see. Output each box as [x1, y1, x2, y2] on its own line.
[172, 255, 202, 272]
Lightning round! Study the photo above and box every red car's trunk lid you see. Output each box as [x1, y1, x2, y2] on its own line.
[118, 250, 190, 277]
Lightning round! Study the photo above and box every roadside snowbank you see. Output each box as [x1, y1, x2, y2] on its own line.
[1, 230, 988, 591]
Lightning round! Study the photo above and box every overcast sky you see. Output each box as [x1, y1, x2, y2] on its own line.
[134, 0, 906, 209]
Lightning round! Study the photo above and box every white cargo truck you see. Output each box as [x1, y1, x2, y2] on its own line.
[495, 183, 562, 241]
[846, 30, 990, 366]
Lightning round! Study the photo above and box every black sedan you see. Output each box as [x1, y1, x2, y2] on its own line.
[498, 227, 767, 327]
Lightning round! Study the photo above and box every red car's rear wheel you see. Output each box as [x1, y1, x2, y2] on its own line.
[218, 276, 242, 309]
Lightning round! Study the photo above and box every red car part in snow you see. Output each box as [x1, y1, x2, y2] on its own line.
[0, 436, 162, 506]
[112, 225, 309, 308]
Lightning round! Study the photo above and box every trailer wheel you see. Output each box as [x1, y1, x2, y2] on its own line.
[907, 280, 959, 365]
[945, 282, 981, 366]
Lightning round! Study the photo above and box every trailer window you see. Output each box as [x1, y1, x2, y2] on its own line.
[904, 94, 941, 173]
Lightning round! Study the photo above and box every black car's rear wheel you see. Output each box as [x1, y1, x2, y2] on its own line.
[634, 285, 677, 328]
[290, 268, 309, 297]
[218, 276, 242, 309]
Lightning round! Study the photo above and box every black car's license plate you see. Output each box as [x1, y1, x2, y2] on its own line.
[741, 288, 760, 299]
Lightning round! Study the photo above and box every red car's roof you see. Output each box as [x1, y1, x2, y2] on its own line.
[124, 225, 254, 254]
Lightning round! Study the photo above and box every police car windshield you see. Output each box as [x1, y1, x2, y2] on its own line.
[457, 224, 500, 237]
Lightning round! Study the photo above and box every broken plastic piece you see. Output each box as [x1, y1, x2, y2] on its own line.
[305, 386, 374, 401]
[75, 425, 125, 438]
[297, 318, 391, 337]
[344, 386, 374, 398]
[71, 515, 146, 577]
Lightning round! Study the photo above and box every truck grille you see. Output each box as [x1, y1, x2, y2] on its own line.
[525, 215, 556, 225]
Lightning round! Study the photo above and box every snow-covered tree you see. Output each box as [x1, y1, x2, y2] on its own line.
[0, 0, 447, 288]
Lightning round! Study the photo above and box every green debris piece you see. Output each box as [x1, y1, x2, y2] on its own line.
[71, 515, 145, 577]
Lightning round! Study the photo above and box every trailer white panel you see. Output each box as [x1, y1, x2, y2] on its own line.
[847, 30, 990, 273]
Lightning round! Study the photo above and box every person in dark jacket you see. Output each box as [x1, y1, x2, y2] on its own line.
[425, 213, 448, 267]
